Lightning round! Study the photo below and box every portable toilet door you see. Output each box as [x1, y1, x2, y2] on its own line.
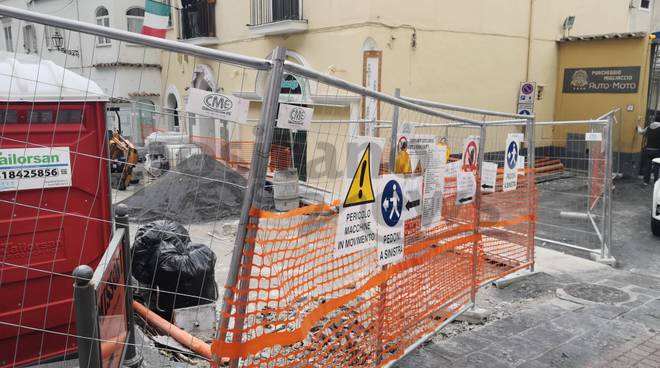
[0, 52, 113, 367]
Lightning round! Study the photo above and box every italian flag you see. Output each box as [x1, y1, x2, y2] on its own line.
[142, 0, 170, 38]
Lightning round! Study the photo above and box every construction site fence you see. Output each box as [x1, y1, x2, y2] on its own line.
[400, 94, 616, 263]
[0, 5, 537, 368]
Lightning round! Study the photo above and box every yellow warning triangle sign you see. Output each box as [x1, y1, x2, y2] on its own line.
[343, 143, 376, 208]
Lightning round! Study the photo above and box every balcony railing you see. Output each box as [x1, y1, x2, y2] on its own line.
[249, 0, 307, 35]
[180, 0, 216, 43]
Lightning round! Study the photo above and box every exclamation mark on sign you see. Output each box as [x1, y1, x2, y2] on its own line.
[358, 161, 367, 199]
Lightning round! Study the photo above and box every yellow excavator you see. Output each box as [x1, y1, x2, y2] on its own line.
[109, 130, 139, 190]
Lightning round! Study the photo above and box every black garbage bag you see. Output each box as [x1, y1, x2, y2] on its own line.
[131, 220, 217, 320]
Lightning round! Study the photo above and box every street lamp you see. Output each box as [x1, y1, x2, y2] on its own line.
[50, 30, 80, 56]
[51, 31, 63, 50]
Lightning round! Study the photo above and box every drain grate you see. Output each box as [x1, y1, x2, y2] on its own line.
[563, 283, 630, 304]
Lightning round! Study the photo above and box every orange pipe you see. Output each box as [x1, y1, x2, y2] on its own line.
[132, 301, 219, 361]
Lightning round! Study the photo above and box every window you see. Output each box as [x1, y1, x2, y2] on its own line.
[95, 7, 111, 45]
[28, 110, 53, 124]
[0, 110, 18, 124]
[180, 0, 215, 39]
[126, 7, 145, 33]
[250, 0, 302, 25]
[22, 25, 38, 54]
[4, 25, 13, 52]
[55, 110, 83, 124]
[642, 0, 651, 9]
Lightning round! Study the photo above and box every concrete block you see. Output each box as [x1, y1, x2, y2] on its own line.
[493, 271, 539, 289]
[455, 307, 492, 325]
[589, 253, 617, 267]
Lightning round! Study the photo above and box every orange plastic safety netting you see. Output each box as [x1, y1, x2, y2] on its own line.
[479, 169, 537, 284]
[211, 170, 536, 367]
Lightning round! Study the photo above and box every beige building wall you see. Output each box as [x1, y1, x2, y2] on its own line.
[159, 0, 647, 184]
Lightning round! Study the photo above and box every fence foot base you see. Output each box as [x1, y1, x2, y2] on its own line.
[455, 307, 491, 325]
[123, 353, 143, 368]
[493, 270, 540, 289]
[589, 253, 617, 267]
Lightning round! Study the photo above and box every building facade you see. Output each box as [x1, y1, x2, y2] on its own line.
[0, 0, 163, 144]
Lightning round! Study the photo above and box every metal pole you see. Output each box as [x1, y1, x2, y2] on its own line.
[399, 95, 533, 120]
[283, 62, 483, 127]
[471, 117, 487, 305]
[73, 265, 101, 368]
[603, 113, 614, 260]
[114, 204, 142, 368]
[217, 47, 286, 367]
[389, 88, 401, 173]
[526, 117, 536, 272]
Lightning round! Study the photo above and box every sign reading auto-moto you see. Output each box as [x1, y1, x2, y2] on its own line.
[186, 87, 250, 123]
[562, 66, 640, 94]
[277, 103, 314, 131]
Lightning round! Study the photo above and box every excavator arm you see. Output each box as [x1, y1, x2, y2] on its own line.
[109, 130, 139, 190]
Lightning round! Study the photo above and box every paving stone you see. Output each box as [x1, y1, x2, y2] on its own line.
[515, 360, 553, 368]
[516, 321, 577, 351]
[623, 294, 653, 309]
[480, 336, 552, 366]
[549, 309, 607, 334]
[423, 333, 493, 362]
[607, 274, 660, 291]
[581, 304, 631, 320]
[473, 306, 564, 343]
[449, 352, 510, 368]
[393, 346, 452, 368]
[596, 279, 631, 290]
[627, 286, 660, 299]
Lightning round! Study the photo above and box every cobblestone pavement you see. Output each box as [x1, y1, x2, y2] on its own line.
[596, 334, 660, 368]
[394, 179, 660, 368]
[394, 253, 660, 368]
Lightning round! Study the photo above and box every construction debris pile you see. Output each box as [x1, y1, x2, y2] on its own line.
[120, 154, 272, 223]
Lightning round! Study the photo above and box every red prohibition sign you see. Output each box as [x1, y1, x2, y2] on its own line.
[463, 140, 478, 167]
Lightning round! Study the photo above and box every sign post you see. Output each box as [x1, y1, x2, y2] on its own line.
[517, 82, 536, 116]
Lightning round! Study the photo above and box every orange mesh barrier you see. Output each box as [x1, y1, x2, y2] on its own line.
[212, 169, 537, 366]
[478, 169, 537, 284]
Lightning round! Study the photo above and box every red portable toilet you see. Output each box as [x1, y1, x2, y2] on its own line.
[0, 52, 112, 366]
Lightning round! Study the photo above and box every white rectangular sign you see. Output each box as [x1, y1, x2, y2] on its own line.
[0, 147, 72, 192]
[377, 174, 405, 266]
[456, 171, 476, 205]
[503, 133, 524, 192]
[396, 134, 436, 174]
[481, 162, 497, 193]
[186, 88, 249, 124]
[277, 104, 313, 131]
[335, 136, 384, 256]
[585, 132, 603, 142]
[447, 160, 462, 179]
[422, 145, 446, 230]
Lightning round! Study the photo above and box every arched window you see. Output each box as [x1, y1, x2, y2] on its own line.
[95, 7, 110, 45]
[126, 7, 145, 33]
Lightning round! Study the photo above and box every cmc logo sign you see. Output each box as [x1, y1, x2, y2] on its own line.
[289, 107, 306, 125]
[203, 94, 233, 112]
